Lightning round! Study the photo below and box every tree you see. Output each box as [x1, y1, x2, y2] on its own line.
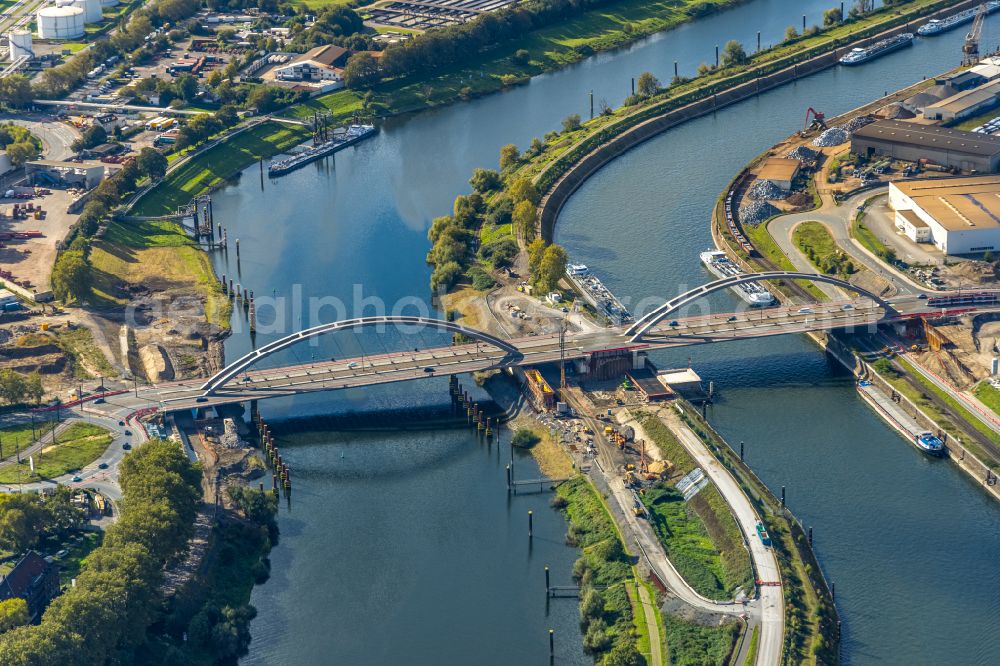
[0, 509, 34, 552]
[0, 599, 29, 633]
[0, 370, 26, 406]
[721, 40, 748, 67]
[784, 25, 799, 42]
[499, 143, 520, 171]
[511, 428, 540, 447]
[512, 199, 536, 241]
[535, 244, 568, 293]
[0, 76, 32, 109]
[468, 168, 502, 193]
[136, 147, 167, 180]
[342, 52, 381, 89]
[509, 178, 539, 205]
[24, 372, 43, 404]
[512, 49, 530, 66]
[175, 73, 199, 102]
[5, 142, 36, 167]
[636, 71, 660, 97]
[246, 86, 277, 113]
[51, 251, 90, 303]
[72, 124, 107, 152]
[823, 6, 843, 27]
[430, 261, 463, 292]
[527, 238, 547, 275]
[603, 642, 642, 666]
[561, 113, 582, 133]
[579, 587, 604, 623]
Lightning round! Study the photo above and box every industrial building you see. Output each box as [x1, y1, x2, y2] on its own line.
[850, 120, 1000, 173]
[923, 80, 1000, 122]
[756, 157, 801, 190]
[273, 45, 348, 83]
[889, 176, 1000, 255]
[25, 160, 105, 189]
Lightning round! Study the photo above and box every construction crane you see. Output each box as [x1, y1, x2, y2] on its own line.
[803, 107, 827, 134]
[963, 3, 987, 66]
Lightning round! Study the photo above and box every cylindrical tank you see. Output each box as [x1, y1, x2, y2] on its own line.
[99, 0, 117, 6]
[72, 0, 102, 24]
[8, 30, 32, 60]
[36, 6, 85, 39]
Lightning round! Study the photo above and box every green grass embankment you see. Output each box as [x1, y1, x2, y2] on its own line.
[0, 418, 57, 456]
[674, 404, 838, 664]
[792, 220, 856, 277]
[133, 121, 311, 218]
[634, 412, 753, 600]
[0, 423, 112, 483]
[742, 624, 760, 666]
[554, 476, 645, 663]
[291, 0, 954, 131]
[663, 613, 740, 665]
[87, 219, 232, 328]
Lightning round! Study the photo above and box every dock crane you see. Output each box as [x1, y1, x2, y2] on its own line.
[800, 107, 827, 137]
[963, 3, 987, 66]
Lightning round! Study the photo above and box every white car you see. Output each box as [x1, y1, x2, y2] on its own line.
[347, 362, 359, 369]
[798, 307, 813, 314]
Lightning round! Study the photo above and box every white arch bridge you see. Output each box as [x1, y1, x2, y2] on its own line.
[145, 272, 999, 411]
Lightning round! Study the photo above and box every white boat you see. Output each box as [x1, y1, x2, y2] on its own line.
[699, 250, 775, 307]
[918, 3, 1000, 35]
[839, 33, 914, 65]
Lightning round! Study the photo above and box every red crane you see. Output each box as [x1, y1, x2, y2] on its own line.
[804, 107, 827, 132]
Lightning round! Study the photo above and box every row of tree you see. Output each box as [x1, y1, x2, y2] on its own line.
[0, 440, 202, 665]
[350, 0, 730, 90]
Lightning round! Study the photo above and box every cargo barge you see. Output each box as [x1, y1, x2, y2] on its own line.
[268, 124, 377, 177]
[566, 263, 632, 326]
[699, 250, 775, 307]
[839, 33, 914, 65]
[918, 3, 1000, 35]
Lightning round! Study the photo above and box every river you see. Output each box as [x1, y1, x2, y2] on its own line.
[216, 1, 1000, 663]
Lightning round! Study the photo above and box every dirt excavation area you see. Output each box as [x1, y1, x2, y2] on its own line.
[81, 220, 231, 383]
[907, 316, 1000, 390]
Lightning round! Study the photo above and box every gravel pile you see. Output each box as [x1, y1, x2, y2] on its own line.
[843, 115, 876, 132]
[812, 127, 849, 147]
[739, 200, 780, 226]
[747, 178, 788, 200]
[786, 145, 818, 160]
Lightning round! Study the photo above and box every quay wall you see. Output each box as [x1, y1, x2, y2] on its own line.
[537, 0, 979, 243]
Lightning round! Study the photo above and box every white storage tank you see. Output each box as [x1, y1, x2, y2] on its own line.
[37, 6, 85, 39]
[8, 30, 32, 60]
[72, 0, 102, 24]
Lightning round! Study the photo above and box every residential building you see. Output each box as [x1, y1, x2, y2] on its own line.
[0, 551, 60, 623]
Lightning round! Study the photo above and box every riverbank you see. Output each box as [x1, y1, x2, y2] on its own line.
[133, 121, 311, 218]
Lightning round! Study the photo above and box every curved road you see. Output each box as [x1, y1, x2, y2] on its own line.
[767, 189, 925, 297]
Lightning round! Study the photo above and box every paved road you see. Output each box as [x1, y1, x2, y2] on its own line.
[661, 408, 784, 666]
[3, 407, 147, 502]
[768, 189, 926, 296]
[20, 118, 81, 161]
[150, 301, 900, 410]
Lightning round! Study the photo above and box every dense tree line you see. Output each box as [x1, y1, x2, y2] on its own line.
[0, 440, 201, 665]
[356, 0, 730, 89]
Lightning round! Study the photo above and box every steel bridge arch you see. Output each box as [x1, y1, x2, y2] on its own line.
[201, 316, 521, 394]
[625, 271, 892, 341]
